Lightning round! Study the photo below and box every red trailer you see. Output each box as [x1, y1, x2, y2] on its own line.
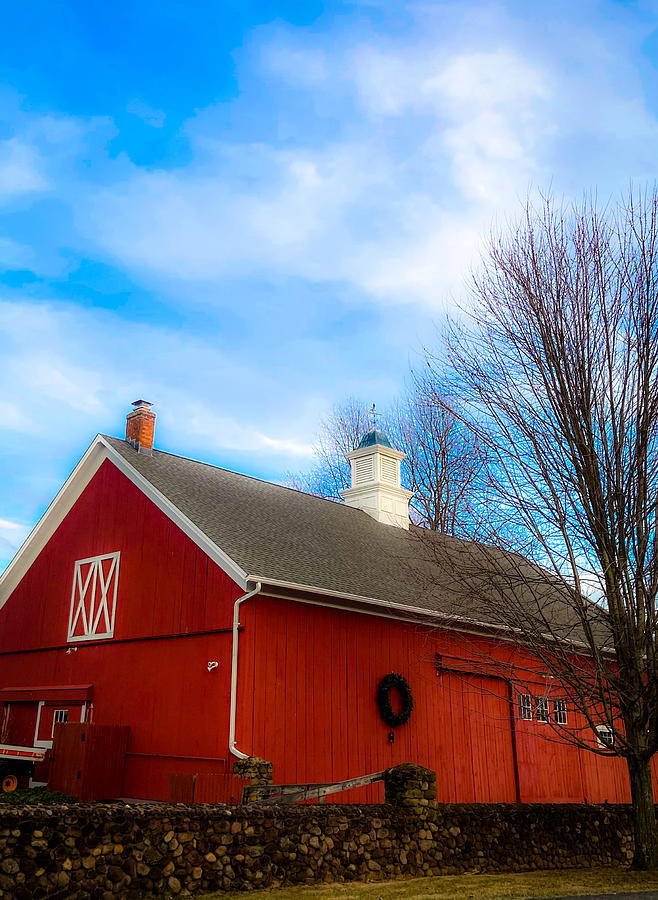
[0, 743, 46, 791]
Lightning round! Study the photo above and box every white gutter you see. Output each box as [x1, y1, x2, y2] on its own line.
[244, 574, 509, 634]
[228, 581, 262, 759]
[244, 575, 605, 656]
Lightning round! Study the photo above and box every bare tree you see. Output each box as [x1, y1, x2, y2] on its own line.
[287, 398, 374, 501]
[398, 374, 489, 536]
[435, 190, 658, 868]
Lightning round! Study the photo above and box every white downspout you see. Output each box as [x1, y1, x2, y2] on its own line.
[229, 581, 261, 759]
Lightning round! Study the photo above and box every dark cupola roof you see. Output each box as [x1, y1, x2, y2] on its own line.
[357, 428, 394, 450]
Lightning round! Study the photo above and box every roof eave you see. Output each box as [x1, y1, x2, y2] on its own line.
[247, 574, 612, 656]
[246, 574, 516, 636]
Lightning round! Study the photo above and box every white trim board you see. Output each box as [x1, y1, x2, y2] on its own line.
[0, 435, 249, 608]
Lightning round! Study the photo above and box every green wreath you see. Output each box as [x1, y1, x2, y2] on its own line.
[376, 673, 413, 727]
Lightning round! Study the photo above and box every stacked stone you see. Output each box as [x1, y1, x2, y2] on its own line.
[232, 757, 273, 785]
[383, 763, 437, 812]
[0, 766, 637, 899]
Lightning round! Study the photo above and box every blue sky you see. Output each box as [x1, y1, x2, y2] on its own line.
[2, 0, 658, 568]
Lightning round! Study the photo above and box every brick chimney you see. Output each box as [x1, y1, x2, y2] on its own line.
[125, 400, 155, 454]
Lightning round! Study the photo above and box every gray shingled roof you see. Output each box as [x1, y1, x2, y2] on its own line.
[104, 436, 608, 642]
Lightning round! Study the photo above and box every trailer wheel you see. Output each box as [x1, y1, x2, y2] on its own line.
[1, 774, 18, 792]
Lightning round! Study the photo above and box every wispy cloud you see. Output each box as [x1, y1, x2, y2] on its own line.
[0, 298, 316, 460]
[0, 518, 30, 565]
[0, 237, 33, 267]
[75, 8, 658, 308]
[181, 406, 314, 457]
[0, 138, 47, 201]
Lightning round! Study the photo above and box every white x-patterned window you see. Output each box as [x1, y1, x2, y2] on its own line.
[67, 552, 120, 642]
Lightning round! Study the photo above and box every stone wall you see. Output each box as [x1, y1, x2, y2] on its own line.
[0, 765, 637, 899]
[232, 758, 273, 787]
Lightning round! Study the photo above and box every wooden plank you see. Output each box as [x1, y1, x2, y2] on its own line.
[244, 769, 387, 804]
[282, 601, 299, 783]
[169, 772, 195, 803]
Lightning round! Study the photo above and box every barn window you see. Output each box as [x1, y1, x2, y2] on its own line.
[518, 694, 533, 720]
[553, 699, 567, 725]
[596, 725, 615, 749]
[52, 709, 68, 736]
[67, 552, 120, 642]
[535, 697, 549, 723]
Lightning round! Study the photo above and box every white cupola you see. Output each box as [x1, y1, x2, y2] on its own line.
[339, 429, 413, 529]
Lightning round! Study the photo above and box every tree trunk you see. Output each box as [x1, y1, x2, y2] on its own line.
[628, 755, 658, 869]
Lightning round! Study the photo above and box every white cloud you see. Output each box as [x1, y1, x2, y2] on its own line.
[0, 237, 33, 268]
[80, 41, 556, 306]
[0, 299, 316, 461]
[6, 5, 658, 313]
[352, 46, 427, 117]
[180, 405, 314, 457]
[0, 138, 47, 201]
[260, 42, 329, 85]
[424, 51, 551, 204]
[88, 136, 477, 307]
[0, 518, 30, 559]
[14, 356, 107, 415]
[0, 400, 39, 435]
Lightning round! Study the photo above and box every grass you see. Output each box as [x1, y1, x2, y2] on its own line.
[0, 786, 77, 805]
[202, 867, 658, 900]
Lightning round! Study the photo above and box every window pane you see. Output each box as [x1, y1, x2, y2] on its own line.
[553, 699, 567, 725]
[518, 694, 532, 720]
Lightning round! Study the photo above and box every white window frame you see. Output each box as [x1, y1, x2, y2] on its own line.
[67, 551, 120, 642]
[535, 696, 549, 723]
[518, 693, 533, 720]
[553, 699, 567, 725]
[34, 701, 87, 749]
[596, 724, 615, 750]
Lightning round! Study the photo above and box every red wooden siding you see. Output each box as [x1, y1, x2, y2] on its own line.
[0, 457, 242, 799]
[237, 596, 638, 805]
[49, 723, 129, 801]
[35, 703, 85, 744]
[0, 631, 234, 798]
[0, 459, 242, 654]
[1, 702, 38, 747]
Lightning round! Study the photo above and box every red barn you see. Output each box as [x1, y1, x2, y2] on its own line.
[0, 401, 644, 803]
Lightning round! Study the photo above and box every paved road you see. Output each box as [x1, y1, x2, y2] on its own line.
[545, 893, 658, 900]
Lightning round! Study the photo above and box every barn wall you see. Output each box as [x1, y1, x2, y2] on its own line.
[0, 630, 235, 799]
[238, 595, 635, 805]
[0, 458, 242, 653]
[0, 458, 244, 799]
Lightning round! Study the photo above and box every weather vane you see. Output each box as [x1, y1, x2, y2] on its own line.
[370, 403, 378, 428]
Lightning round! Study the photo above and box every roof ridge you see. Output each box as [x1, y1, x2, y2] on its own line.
[101, 435, 370, 517]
